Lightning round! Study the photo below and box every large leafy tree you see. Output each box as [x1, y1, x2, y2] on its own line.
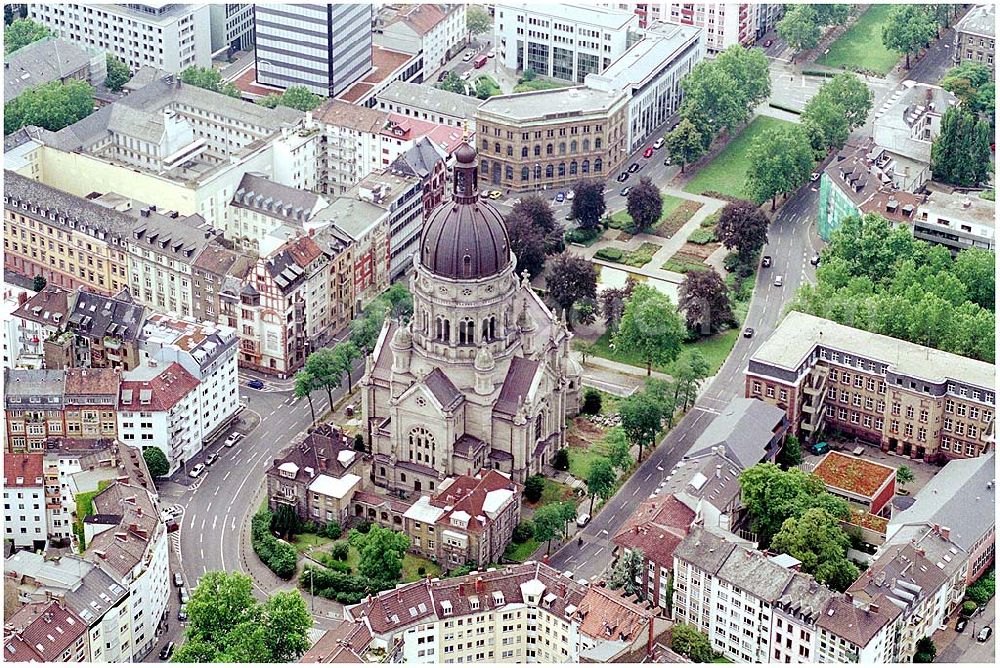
[619, 391, 664, 461]
[931, 107, 993, 187]
[952, 248, 994, 311]
[4, 18, 51, 54]
[672, 349, 710, 411]
[545, 252, 597, 325]
[466, 5, 492, 35]
[532, 502, 566, 554]
[608, 547, 645, 598]
[678, 269, 734, 337]
[506, 195, 562, 278]
[180, 65, 240, 97]
[331, 341, 360, 388]
[261, 591, 313, 662]
[940, 62, 992, 108]
[613, 284, 686, 375]
[671, 625, 715, 663]
[777, 5, 822, 56]
[570, 180, 607, 230]
[882, 4, 938, 69]
[438, 71, 467, 95]
[626, 177, 662, 233]
[278, 86, 322, 111]
[680, 45, 769, 137]
[142, 447, 169, 478]
[4, 79, 95, 135]
[105, 54, 132, 92]
[744, 125, 813, 210]
[304, 348, 342, 410]
[294, 371, 320, 424]
[604, 428, 633, 472]
[803, 73, 873, 154]
[664, 118, 705, 173]
[716, 199, 770, 265]
[770, 508, 859, 592]
[585, 457, 616, 515]
[348, 525, 410, 587]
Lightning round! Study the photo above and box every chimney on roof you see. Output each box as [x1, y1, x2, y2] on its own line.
[459, 583, 465, 596]
[869, 602, 879, 614]
[17, 291, 28, 306]
[940, 526, 951, 540]
[558, 582, 566, 598]
[844, 592, 853, 604]
[475, 577, 484, 594]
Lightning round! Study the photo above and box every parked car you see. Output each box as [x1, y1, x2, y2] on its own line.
[205, 453, 218, 467]
[773, 275, 783, 287]
[437, 70, 449, 82]
[159, 642, 175, 660]
[224, 432, 243, 448]
[576, 513, 591, 527]
[663, 157, 671, 166]
[810, 254, 821, 266]
[653, 137, 665, 150]
[764, 39, 773, 47]
[460, 70, 472, 80]
[173, 573, 184, 587]
[956, 618, 968, 633]
[762, 255, 772, 268]
[177, 605, 188, 622]
[643, 146, 654, 158]
[555, 191, 565, 203]
[617, 172, 629, 182]
[179, 587, 190, 604]
[743, 327, 755, 338]
[487, 51, 495, 59]
[810, 172, 820, 182]
[977, 626, 992, 642]
[627, 162, 640, 173]
[247, 379, 264, 390]
[807, 441, 830, 456]
[620, 187, 631, 197]
[565, 190, 575, 201]
[188, 463, 206, 479]
[462, 51, 474, 62]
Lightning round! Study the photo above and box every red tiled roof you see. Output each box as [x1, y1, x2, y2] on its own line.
[282, 235, 325, 268]
[299, 620, 370, 663]
[386, 3, 448, 36]
[337, 46, 415, 104]
[118, 363, 199, 412]
[577, 586, 652, 643]
[63, 367, 120, 397]
[383, 113, 471, 155]
[4, 454, 44, 488]
[613, 494, 693, 568]
[813, 452, 895, 498]
[4, 600, 86, 662]
[431, 469, 520, 534]
[11, 286, 70, 327]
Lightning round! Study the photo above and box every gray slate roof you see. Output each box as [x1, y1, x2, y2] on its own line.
[377, 80, 481, 121]
[886, 452, 995, 552]
[4, 368, 66, 407]
[4, 38, 97, 103]
[424, 368, 464, 411]
[390, 136, 447, 180]
[956, 3, 995, 38]
[232, 172, 321, 223]
[672, 525, 740, 574]
[67, 290, 145, 342]
[685, 397, 785, 469]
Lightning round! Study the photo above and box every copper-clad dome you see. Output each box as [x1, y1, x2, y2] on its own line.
[419, 141, 511, 280]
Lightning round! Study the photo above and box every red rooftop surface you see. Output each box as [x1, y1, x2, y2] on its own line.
[119, 363, 200, 412]
[230, 65, 285, 98]
[812, 451, 897, 515]
[4, 453, 44, 487]
[337, 46, 416, 104]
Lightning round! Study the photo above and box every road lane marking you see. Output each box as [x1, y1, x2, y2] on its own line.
[231, 516, 236, 530]
[214, 485, 220, 496]
[644, 472, 652, 481]
[594, 548, 604, 556]
[223, 471, 231, 481]
[201, 519, 206, 530]
[212, 516, 217, 531]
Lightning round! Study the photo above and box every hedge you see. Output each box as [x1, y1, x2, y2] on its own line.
[251, 509, 298, 579]
[594, 247, 624, 262]
[767, 101, 802, 115]
[300, 564, 370, 604]
[687, 229, 716, 245]
[801, 69, 839, 78]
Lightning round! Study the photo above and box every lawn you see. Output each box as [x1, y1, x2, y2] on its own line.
[608, 194, 684, 232]
[341, 544, 441, 583]
[535, 478, 575, 507]
[683, 116, 795, 199]
[594, 327, 739, 376]
[566, 417, 612, 480]
[594, 242, 662, 268]
[291, 532, 335, 553]
[815, 5, 899, 75]
[474, 75, 501, 97]
[73, 480, 112, 550]
[504, 538, 540, 562]
[513, 78, 569, 93]
[662, 257, 707, 274]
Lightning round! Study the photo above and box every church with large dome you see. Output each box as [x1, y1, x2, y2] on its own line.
[360, 141, 582, 493]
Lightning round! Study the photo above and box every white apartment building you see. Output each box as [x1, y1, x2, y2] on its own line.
[229, 173, 331, 254]
[913, 189, 995, 252]
[585, 22, 702, 151]
[604, 3, 783, 54]
[27, 3, 212, 73]
[209, 3, 254, 53]
[45, 443, 118, 547]
[2, 284, 32, 369]
[8, 287, 68, 371]
[376, 4, 467, 81]
[376, 81, 482, 128]
[494, 3, 641, 83]
[314, 101, 392, 196]
[3, 454, 47, 551]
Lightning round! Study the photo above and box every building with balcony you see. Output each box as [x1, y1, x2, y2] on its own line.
[746, 311, 995, 461]
[374, 3, 467, 82]
[229, 173, 331, 255]
[9, 286, 72, 370]
[912, 189, 995, 252]
[389, 137, 450, 223]
[3, 599, 90, 662]
[605, 3, 782, 53]
[314, 100, 391, 196]
[3, 453, 47, 551]
[954, 3, 995, 69]
[4, 368, 66, 453]
[872, 82, 958, 189]
[62, 368, 120, 441]
[63, 289, 145, 371]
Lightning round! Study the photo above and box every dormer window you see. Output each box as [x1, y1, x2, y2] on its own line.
[469, 596, 480, 610]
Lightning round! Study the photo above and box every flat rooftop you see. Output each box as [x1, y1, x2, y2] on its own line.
[586, 24, 700, 92]
[337, 46, 417, 105]
[751, 311, 995, 391]
[377, 80, 481, 120]
[495, 3, 637, 30]
[478, 86, 626, 123]
[920, 189, 995, 228]
[812, 452, 895, 498]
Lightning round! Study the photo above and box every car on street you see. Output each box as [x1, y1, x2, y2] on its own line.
[205, 453, 218, 466]
[977, 626, 992, 642]
[627, 162, 640, 173]
[764, 39, 773, 47]
[177, 605, 188, 622]
[743, 327, 755, 338]
[462, 51, 474, 62]
[159, 642, 175, 660]
[188, 463, 206, 479]
[810, 254, 821, 266]
[565, 213, 575, 221]
[555, 192, 565, 203]
[620, 187, 631, 197]
[617, 172, 629, 182]
[808, 441, 830, 456]
[460, 71, 472, 81]
[773, 275, 783, 287]
[565, 190, 574, 201]
[174, 572, 184, 587]
[810, 172, 820, 181]
[956, 618, 968, 633]
[663, 157, 671, 166]
[224, 432, 243, 447]
[178, 587, 190, 604]
[487, 51, 495, 58]
[488, 190, 503, 199]
[670, 121, 679, 132]
[762, 255, 772, 268]
[643, 146, 654, 158]
[437, 70, 449, 82]
[247, 378, 265, 390]
[576, 513, 591, 527]
[653, 137, 665, 150]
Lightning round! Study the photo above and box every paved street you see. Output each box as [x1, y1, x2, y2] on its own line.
[938, 599, 995, 663]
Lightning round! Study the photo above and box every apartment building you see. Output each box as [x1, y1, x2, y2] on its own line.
[873, 83, 958, 187]
[41, 440, 119, 546]
[27, 3, 211, 73]
[2, 286, 32, 369]
[585, 22, 703, 151]
[229, 173, 331, 254]
[403, 469, 521, 568]
[314, 100, 391, 196]
[913, 189, 995, 252]
[62, 368, 120, 441]
[117, 363, 201, 472]
[4, 369, 67, 452]
[606, 3, 783, 54]
[208, 3, 254, 53]
[339, 562, 664, 663]
[475, 86, 629, 192]
[888, 452, 995, 583]
[745, 312, 996, 461]
[3, 600, 90, 662]
[389, 137, 450, 222]
[954, 3, 995, 68]
[494, 3, 640, 83]
[6, 69, 316, 230]
[9, 286, 71, 369]
[4, 36, 106, 104]
[255, 3, 373, 97]
[376, 81, 481, 128]
[375, 4, 467, 82]
[63, 289, 146, 371]
[3, 453, 47, 551]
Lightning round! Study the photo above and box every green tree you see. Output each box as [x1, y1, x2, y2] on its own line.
[744, 125, 813, 210]
[532, 502, 565, 554]
[304, 348, 342, 411]
[673, 349, 711, 410]
[279, 85, 322, 111]
[940, 62, 992, 107]
[546, 252, 598, 326]
[261, 590, 313, 662]
[931, 107, 993, 187]
[771, 507, 859, 591]
[180, 65, 240, 97]
[257, 93, 282, 108]
[331, 341, 360, 388]
[882, 4, 938, 69]
[270, 503, 301, 540]
[896, 465, 915, 490]
[557, 501, 577, 538]
[823, 73, 876, 128]
[626, 177, 662, 233]
[438, 71, 467, 95]
[670, 624, 715, 663]
[613, 284, 686, 375]
[4, 18, 51, 54]
[5, 79, 96, 135]
[383, 282, 414, 319]
[580, 387, 602, 414]
[914, 637, 937, 663]
[104, 53, 132, 92]
[31, 275, 47, 292]
[619, 392, 664, 462]
[466, 5, 492, 36]
[778, 5, 822, 56]
[552, 448, 570, 471]
[605, 428, 633, 472]
[524, 474, 546, 503]
[813, 4, 851, 25]
[142, 447, 169, 478]
[681, 45, 770, 136]
[952, 248, 994, 310]
[716, 199, 770, 264]
[585, 457, 616, 515]
[507, 195, 562, 278]
[348, 525, 410, 587]
[179, 572, 259, 655]
[665, 118, 705, 173]
[570, 180, 607, 230]
[294, 371, 320, 425]
[678, 269, 734, 337]
[777, 435, 802, 468]
[608, 547, 645, 598]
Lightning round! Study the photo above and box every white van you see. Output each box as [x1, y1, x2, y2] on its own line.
[576, 513, 591, 527]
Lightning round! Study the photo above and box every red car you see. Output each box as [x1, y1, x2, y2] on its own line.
[643, 146, 654, 158]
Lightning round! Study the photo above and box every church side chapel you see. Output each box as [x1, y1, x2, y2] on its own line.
[361, 141, 582, 494]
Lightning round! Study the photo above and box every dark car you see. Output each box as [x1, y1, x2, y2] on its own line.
[808, 441, 830, 456]
[247, 379, 265, 390]
[620, 187, 631, 197]
[956, 618, 968, 633]
[663, 158, 671, 166]
[762, 255, 772, 268]
[627, 162, 640, 174]
[617, 172, 629, 182]
[764, 39, 773, 47]
[437, 70, 449, 82]
[743, 327, 755, 338]
[177, 605, 188, 622]
[555, 191, 565, 203]
[205, 453, 218, 466]
[159, 642, 175, 660]
[810, 255, 821, 266]
[977, 626, 992, 642]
